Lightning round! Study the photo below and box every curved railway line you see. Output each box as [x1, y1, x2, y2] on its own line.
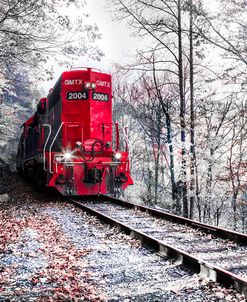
[68, 197, 247, 297]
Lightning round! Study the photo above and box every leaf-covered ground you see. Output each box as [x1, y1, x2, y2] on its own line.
[0, 202, 105, 301]
[0, 171, 245, 301]
[0, 170, 105, 301]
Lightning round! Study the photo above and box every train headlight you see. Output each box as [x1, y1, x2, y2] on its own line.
[84, 82, 97, 89]
[64, 152, 72, 160]
[114, 152, 122, 160]
[85, 82, 91, 89]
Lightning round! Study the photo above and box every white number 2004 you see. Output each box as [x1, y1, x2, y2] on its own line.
[67, 92, 88, 100]
[92, 92, 108, 102]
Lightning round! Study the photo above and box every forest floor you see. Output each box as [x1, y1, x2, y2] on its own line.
[0, 168, 246, 301]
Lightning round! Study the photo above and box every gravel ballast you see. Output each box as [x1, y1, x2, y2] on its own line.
[84, 201, 247, 280]
[0, 175, 245, 301]
[43, 202, 246, 301]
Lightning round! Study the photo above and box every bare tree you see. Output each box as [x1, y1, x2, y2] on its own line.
[109, 0, 193, 215]
[109, 0, 247, 230]
[0, 0, 102, 81]
[194, 0, 247, 86]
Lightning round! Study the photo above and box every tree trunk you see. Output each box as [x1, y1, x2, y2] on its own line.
[189, 0, 196, 219]
[205, 147, 213, 222]
[178, 0, 188, 217]
[195, 158, 202, 221]
[165, 110, 181, 214]
[232, 192, 238, 230]
[152, 61, 180, 213]
[154, 107, 161, 204]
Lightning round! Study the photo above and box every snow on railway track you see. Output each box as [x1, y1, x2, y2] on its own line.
[48, 201, 245, 301]
[1, 174, 246, 300]
[68, 198, 247, 297]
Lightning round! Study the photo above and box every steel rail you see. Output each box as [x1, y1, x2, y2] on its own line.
[68, 198, 247, 297]
[103, 196, 247, 245]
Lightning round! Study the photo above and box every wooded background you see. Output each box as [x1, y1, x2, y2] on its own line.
[0, 0, 246, 231]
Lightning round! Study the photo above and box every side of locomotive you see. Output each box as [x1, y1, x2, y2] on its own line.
[16, 68, 133, 196]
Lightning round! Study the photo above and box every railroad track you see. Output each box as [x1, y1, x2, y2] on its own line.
[68, 197, 247, 297]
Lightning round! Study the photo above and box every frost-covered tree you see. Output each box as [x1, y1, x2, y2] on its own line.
[0, 67, 40, 167]
[195, 0, 247, 88]
[109, 0, 247, 230]
[0, 0, 103, 167]
[0, 0, 102, 80]
[109, 0, 207, 216]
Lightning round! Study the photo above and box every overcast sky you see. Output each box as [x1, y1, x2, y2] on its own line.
[39, 0, 224, 95]
[85, 0, 139, 69]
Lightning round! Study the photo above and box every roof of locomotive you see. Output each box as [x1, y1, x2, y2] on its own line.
[47, 67, 111, 96]
[61, 67, 109, 78]
[64, 67, 103, 73]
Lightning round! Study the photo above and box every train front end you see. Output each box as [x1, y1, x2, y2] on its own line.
[45, 68, 133, 196]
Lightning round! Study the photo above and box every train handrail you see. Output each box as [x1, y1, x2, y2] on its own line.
[41, 124, 51, 171]
[119, 123, 130, 154]
[49, 122, 65, 173]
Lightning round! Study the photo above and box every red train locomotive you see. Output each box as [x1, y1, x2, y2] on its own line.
[16, 68, 133, 196]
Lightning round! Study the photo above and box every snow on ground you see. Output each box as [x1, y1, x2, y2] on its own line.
[0, 173, 245, 301]
[85, 202, 247, 279]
